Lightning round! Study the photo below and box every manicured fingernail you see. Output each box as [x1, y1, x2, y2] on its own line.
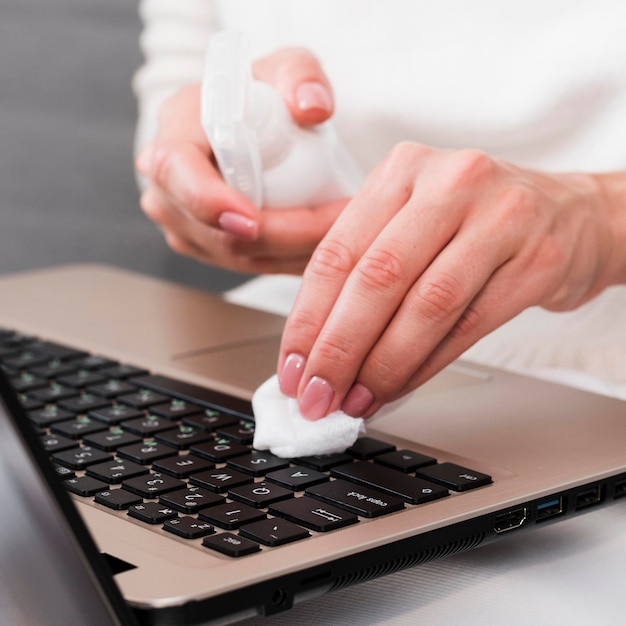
[279, 353, 306, 397]
[296, 81, 332, 112]
[300, 376, 334, 421]
[218, 211, 258, 240]
[341, 384, 374, 417]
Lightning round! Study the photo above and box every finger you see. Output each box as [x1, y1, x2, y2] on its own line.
[277, 144, 431, 405]
[254, 47, 334, 126]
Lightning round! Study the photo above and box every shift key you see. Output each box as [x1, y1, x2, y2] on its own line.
[331, 461, 448, 505]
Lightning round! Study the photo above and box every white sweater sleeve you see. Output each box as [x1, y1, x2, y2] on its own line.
[132, 0, 219, 154]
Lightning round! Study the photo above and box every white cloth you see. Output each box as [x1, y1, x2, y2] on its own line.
[252, 374, 364, 458]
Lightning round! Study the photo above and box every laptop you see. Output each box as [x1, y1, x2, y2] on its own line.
[0, 263, 624, 625]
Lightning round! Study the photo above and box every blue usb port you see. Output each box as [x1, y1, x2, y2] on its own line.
[536, 497, 564, 522]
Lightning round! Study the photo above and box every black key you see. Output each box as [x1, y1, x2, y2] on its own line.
[159, 486, 224, 514]
[189, 468, 253, 493]
[415, 463, 492, 492]
[99, 364, 148, 380]
[116, 441, 178, 465]
[57, 370, 106, 388]
[31, 360, 79, 379]
[346, 437, 396, 460]
[122, 473, 185, 498]
[71, 355, 118, 371]
[30, 384, 79, 403]
[86, 458, 149, 484]
[83, 427, 142, 451]
[150, 399, 204, 420]
[28, 405, 76, 427]
[40, 433, 79, 454]
[331, 461, 448, 505]
[295, 453, 353, 472]
[24, 341, 86, 362]
[239, 518, 310, 547]
[58, 393, 111, 413]
[154, 425, 213, 450]
[152, 454, 214, 478]
[227, 451, 289, 477]
[269, 497, 358, 532]
[52, 464, 75, 480]
[216, 421, 255, 444]
[10, 372, 48, 393]
[118, 388, 170, 409]
[198, 502, 265, 530]
[95, 489, 142, 510]
[132, 374, 253, 418]
[375, 449, 437, 473]
[121, 414, 174, 437]
[266, 465, 329, 491]
[53, 446, 113, 470]
[64, 475, 109, 497]
[306, 479, 405, 518]
[182, 410, 239, 432]
[19, 395, 45, 411]
[128, 502, 178, 524]
[89, 404, 143, 425]
[228, 481, 294, 508]
[86, 380, 138, 399]
[51, 416, 108, 439]
[4, 351, 50, 370]
[202, 533, 260, 557]
[190, 438, 249, 462]
[164, 516, 215, 539]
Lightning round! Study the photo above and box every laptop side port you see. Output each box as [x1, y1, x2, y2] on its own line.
[494, 508, 528, 534]
[614, 479, 626, 499]
[536, 497, 564, 522]
[574, 485, 603, 510]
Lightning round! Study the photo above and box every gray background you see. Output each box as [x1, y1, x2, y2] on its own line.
[0, 0, 248, 293]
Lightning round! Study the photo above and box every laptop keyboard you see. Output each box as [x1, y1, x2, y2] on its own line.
[1, 327, 492, 557]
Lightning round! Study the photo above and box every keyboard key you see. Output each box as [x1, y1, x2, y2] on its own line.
[122, 473, 185, 498]
[99, 365, 148, 380]
[116, 441, 178, 465]
[152, 454, 214, 478]
[86, 380, 138, 399]
[121, 414, 174, 437]
[53, 446, 113, 470]
[202, 532, 260, 557]
[190, 438, 249, 462]
[118, 389, 170, 409]
[28, 406, 76, 427]
[95, 489, 142, 510]
[30, 384, 79, 403]
[346, 437, 396, 459]
[51, 416, 108, 439]
[228, 481, 294, 508]
[56, 370, 106, 388]
[52, 464, 75, 480]
[10, 372, 48, 393]
[374, 449, 437, 473]
[163, 516, 215, 539]
[216, 421, 255, 444]
[198, 502, 266, 530]
[58, 393, 111, 413]
[31, 360, 78, 379]
[154, 425, 213, 449]
[295, 453, 353, 472]
[239, 518, 310, 547]
[269, 497, 359, 532]
[226, 451, 289, 476]
[128, 502, 178, 524]
[159, 486, 224, 514]
[266, 465, 329, 491]
[150, 399, 204, 420]
[39, 433, 79, 454]
[306, 479, 405, 518]
[86, 458, 149, 484]
[415, 463, 492, 492]
[331, 461, 448, 505]
[64, 475, 109, 497]
[83, 428, 142, 451]
[182, 410, 239, 432]
[89, 404, 143, 425]
[70, 355, 117, 371]
[189, 468, 253, 493]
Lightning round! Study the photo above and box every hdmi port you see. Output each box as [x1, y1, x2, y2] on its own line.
[494, 508, 528, 533]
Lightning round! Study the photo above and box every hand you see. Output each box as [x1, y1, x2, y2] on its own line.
[277, 143, 624, 419]
[135, 48, 346, 274]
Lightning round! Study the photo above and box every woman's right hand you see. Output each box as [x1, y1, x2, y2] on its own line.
[135, 48, 347, 275]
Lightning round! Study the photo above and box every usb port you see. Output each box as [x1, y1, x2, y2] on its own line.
[574, 485, 603, 510]
[536, 497, 564, 522]
[614, 479, 626, 499]
[494, 508, 528, 533]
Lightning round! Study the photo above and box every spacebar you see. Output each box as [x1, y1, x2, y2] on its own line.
[331, 461, 449, 505]
[130, 374, 253, 418]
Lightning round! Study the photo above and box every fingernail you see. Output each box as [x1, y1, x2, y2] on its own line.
[296, 81, 332, 112]
[218, 211, 258, 240]
[341, 384, 374, 417]
[135, 149, 151, 174]
[279, 353, 306, 397]
[300, 376, 334, 421]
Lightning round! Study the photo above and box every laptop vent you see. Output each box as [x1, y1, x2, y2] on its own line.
[330, 532, 485, 592]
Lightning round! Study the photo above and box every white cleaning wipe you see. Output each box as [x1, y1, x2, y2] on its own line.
[252, 375, 365, 458]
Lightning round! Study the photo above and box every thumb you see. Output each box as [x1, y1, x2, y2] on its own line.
[253, 47, 334, 126]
